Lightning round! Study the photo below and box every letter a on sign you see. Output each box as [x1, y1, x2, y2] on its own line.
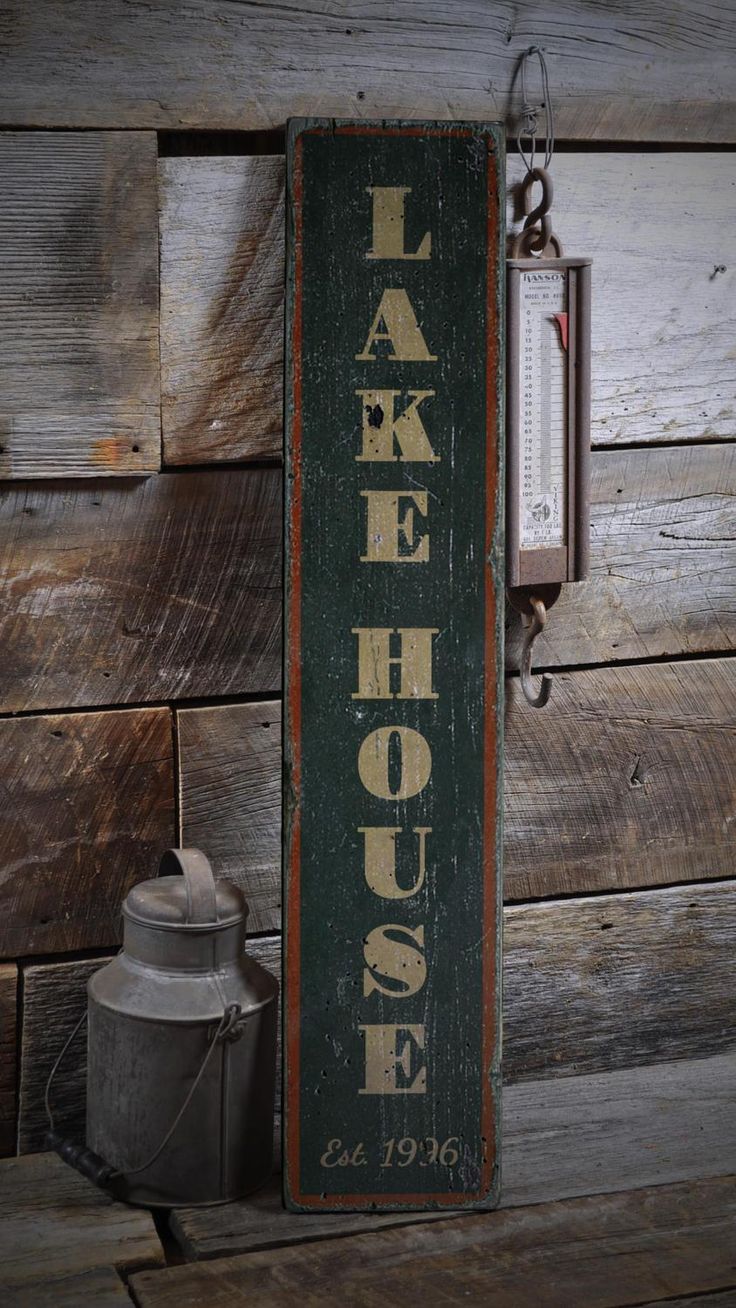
[285, 120, 504, 1211]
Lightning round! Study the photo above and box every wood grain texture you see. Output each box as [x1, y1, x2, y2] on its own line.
[178, 702, 281, 933]
[22, 881, 736, 1154]
[0, 1150, 163, 1300]
[170, 1054, 736, 1262]
[508, 153, 736, 448]
[504, 881, 736, 1082]
[158, 153, 735, 464]
[652, 1296, 736, 1308]
[2, 2, 734, 140]
[0, 708, 175, 957]
[507, 443, 736, 669]
[151, 1174, 736, 1307]
[0, 966, 17, 1158]
[18, 939, 279, 1155]
[176, 658, 736, 920]
[504, 656, 736, 900]
[0, 132, 159, 478]
[30, 876, 719, 1176]
[0, 469, 281, 712]
[160, 156, 284, 465]
[8, 1265, 140, 1307]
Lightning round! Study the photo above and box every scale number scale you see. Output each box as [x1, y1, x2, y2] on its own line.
[517, 268, 568, 549]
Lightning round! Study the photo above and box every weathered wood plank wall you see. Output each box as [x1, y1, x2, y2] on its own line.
[2, 2, 734, 141]
[158, 154, 735, 458]
[17, 882, 736, 1154]
[0, 708, 175, 957]
[0, 3, 733, 1211]
[0, 132, 160, 477]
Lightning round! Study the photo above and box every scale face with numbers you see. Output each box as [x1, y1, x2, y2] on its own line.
[507, 256, 591, 590]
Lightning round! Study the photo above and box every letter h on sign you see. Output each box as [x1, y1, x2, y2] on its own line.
[284, 119, 504, 1212]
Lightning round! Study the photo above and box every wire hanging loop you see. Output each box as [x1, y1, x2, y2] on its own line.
[520, 595, 553, 708]
[513, 46, 561, 259]
[516, 45, 555, 175]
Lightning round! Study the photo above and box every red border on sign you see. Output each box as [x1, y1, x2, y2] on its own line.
[286, 124, 500, 1208]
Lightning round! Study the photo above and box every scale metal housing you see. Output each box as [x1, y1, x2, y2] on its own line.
[506, 255, 592, 591]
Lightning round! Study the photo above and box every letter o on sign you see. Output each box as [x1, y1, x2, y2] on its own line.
[358, 726, 432, 800]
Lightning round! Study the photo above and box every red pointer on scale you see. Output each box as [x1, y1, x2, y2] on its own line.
[552, 311, 569, 351]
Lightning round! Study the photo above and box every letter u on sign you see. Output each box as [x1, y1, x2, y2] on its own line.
[284, 119, 504, 1211]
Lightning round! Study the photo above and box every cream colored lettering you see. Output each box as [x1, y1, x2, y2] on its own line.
[357, 725, 432, 800]
[359, 1023, 427, 1095]
[355, 289, 437, 362]
[366, 187, 431, 261]
[360, 826, 431, 899]
[359, 827, 430, 900]
[360, 490, 429, 563]
[352, 627, 438, 700]
[355, 389, 438, 463]
[363, 924, 427, 998]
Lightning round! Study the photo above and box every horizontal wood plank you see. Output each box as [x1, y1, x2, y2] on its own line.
[177, 658, 736, 920]
[0, 132, 160, 477]
[0, 1150, 163, 1298]
[2, 3, 734, 140]
[170, 1055, 736, 1262]
[504, 656, 736, 899]
[11, 1265, 140, 1307]
[160, 156, 284, 465]
[0, 469, 281, 712]
[503, 881, 736, 1082]
[24, 882, 733, 1153]
[159, 154, 735, 464]
[153, 1177, 736, 1306]
[507, 443, 736, 669]
[0, 966, 17, 1157]
[0, 708, 175, 957]
[18, 938, 279, 1154]
[508, 154, 736, 448]
[2, 452, 727, 715]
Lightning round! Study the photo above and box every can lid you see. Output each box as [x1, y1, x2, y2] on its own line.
[123, 849, 247, 931]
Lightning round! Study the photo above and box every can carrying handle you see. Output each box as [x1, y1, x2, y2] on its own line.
[158, 848, 219, 924]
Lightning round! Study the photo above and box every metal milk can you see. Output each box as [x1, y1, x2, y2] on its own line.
[85, 848, 278, 1207]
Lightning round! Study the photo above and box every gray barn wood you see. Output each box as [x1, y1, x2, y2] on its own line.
[507, 442, 736, 669]
[0, 708, 175, 958]
[0, 469, 281, 712]
[158, 153, 735, 462]
[0, 446, 729, 723]
[0, 966, 17, 1156]
[177, 657, 736, 919]
[171, 1055, 736, 1262]
[144, 1174, 736, 1307]
[504, 656, 736, 899]
[0, 132, 159, 477]
[0, 1150, 163, 1299]
[19, 884, 733, 1153]
[2, 3, 734, 141]
[178, 702, 281, 933]
[160, 156, 284, 465]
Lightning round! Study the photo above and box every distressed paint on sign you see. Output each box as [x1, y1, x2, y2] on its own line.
[284, 119, 504, 1211]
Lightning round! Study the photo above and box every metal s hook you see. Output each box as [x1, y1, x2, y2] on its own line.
[520, 595, 552, 708]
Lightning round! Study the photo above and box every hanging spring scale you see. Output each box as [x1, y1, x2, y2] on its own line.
[507, 46, 592, 708]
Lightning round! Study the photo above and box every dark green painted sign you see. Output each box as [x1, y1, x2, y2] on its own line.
[284, 119, 504, 1211]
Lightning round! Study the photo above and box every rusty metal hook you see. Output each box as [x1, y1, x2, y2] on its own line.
[520, 595, 552, 708]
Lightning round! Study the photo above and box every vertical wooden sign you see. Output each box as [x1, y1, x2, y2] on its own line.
[285, 120, 504, 1211]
